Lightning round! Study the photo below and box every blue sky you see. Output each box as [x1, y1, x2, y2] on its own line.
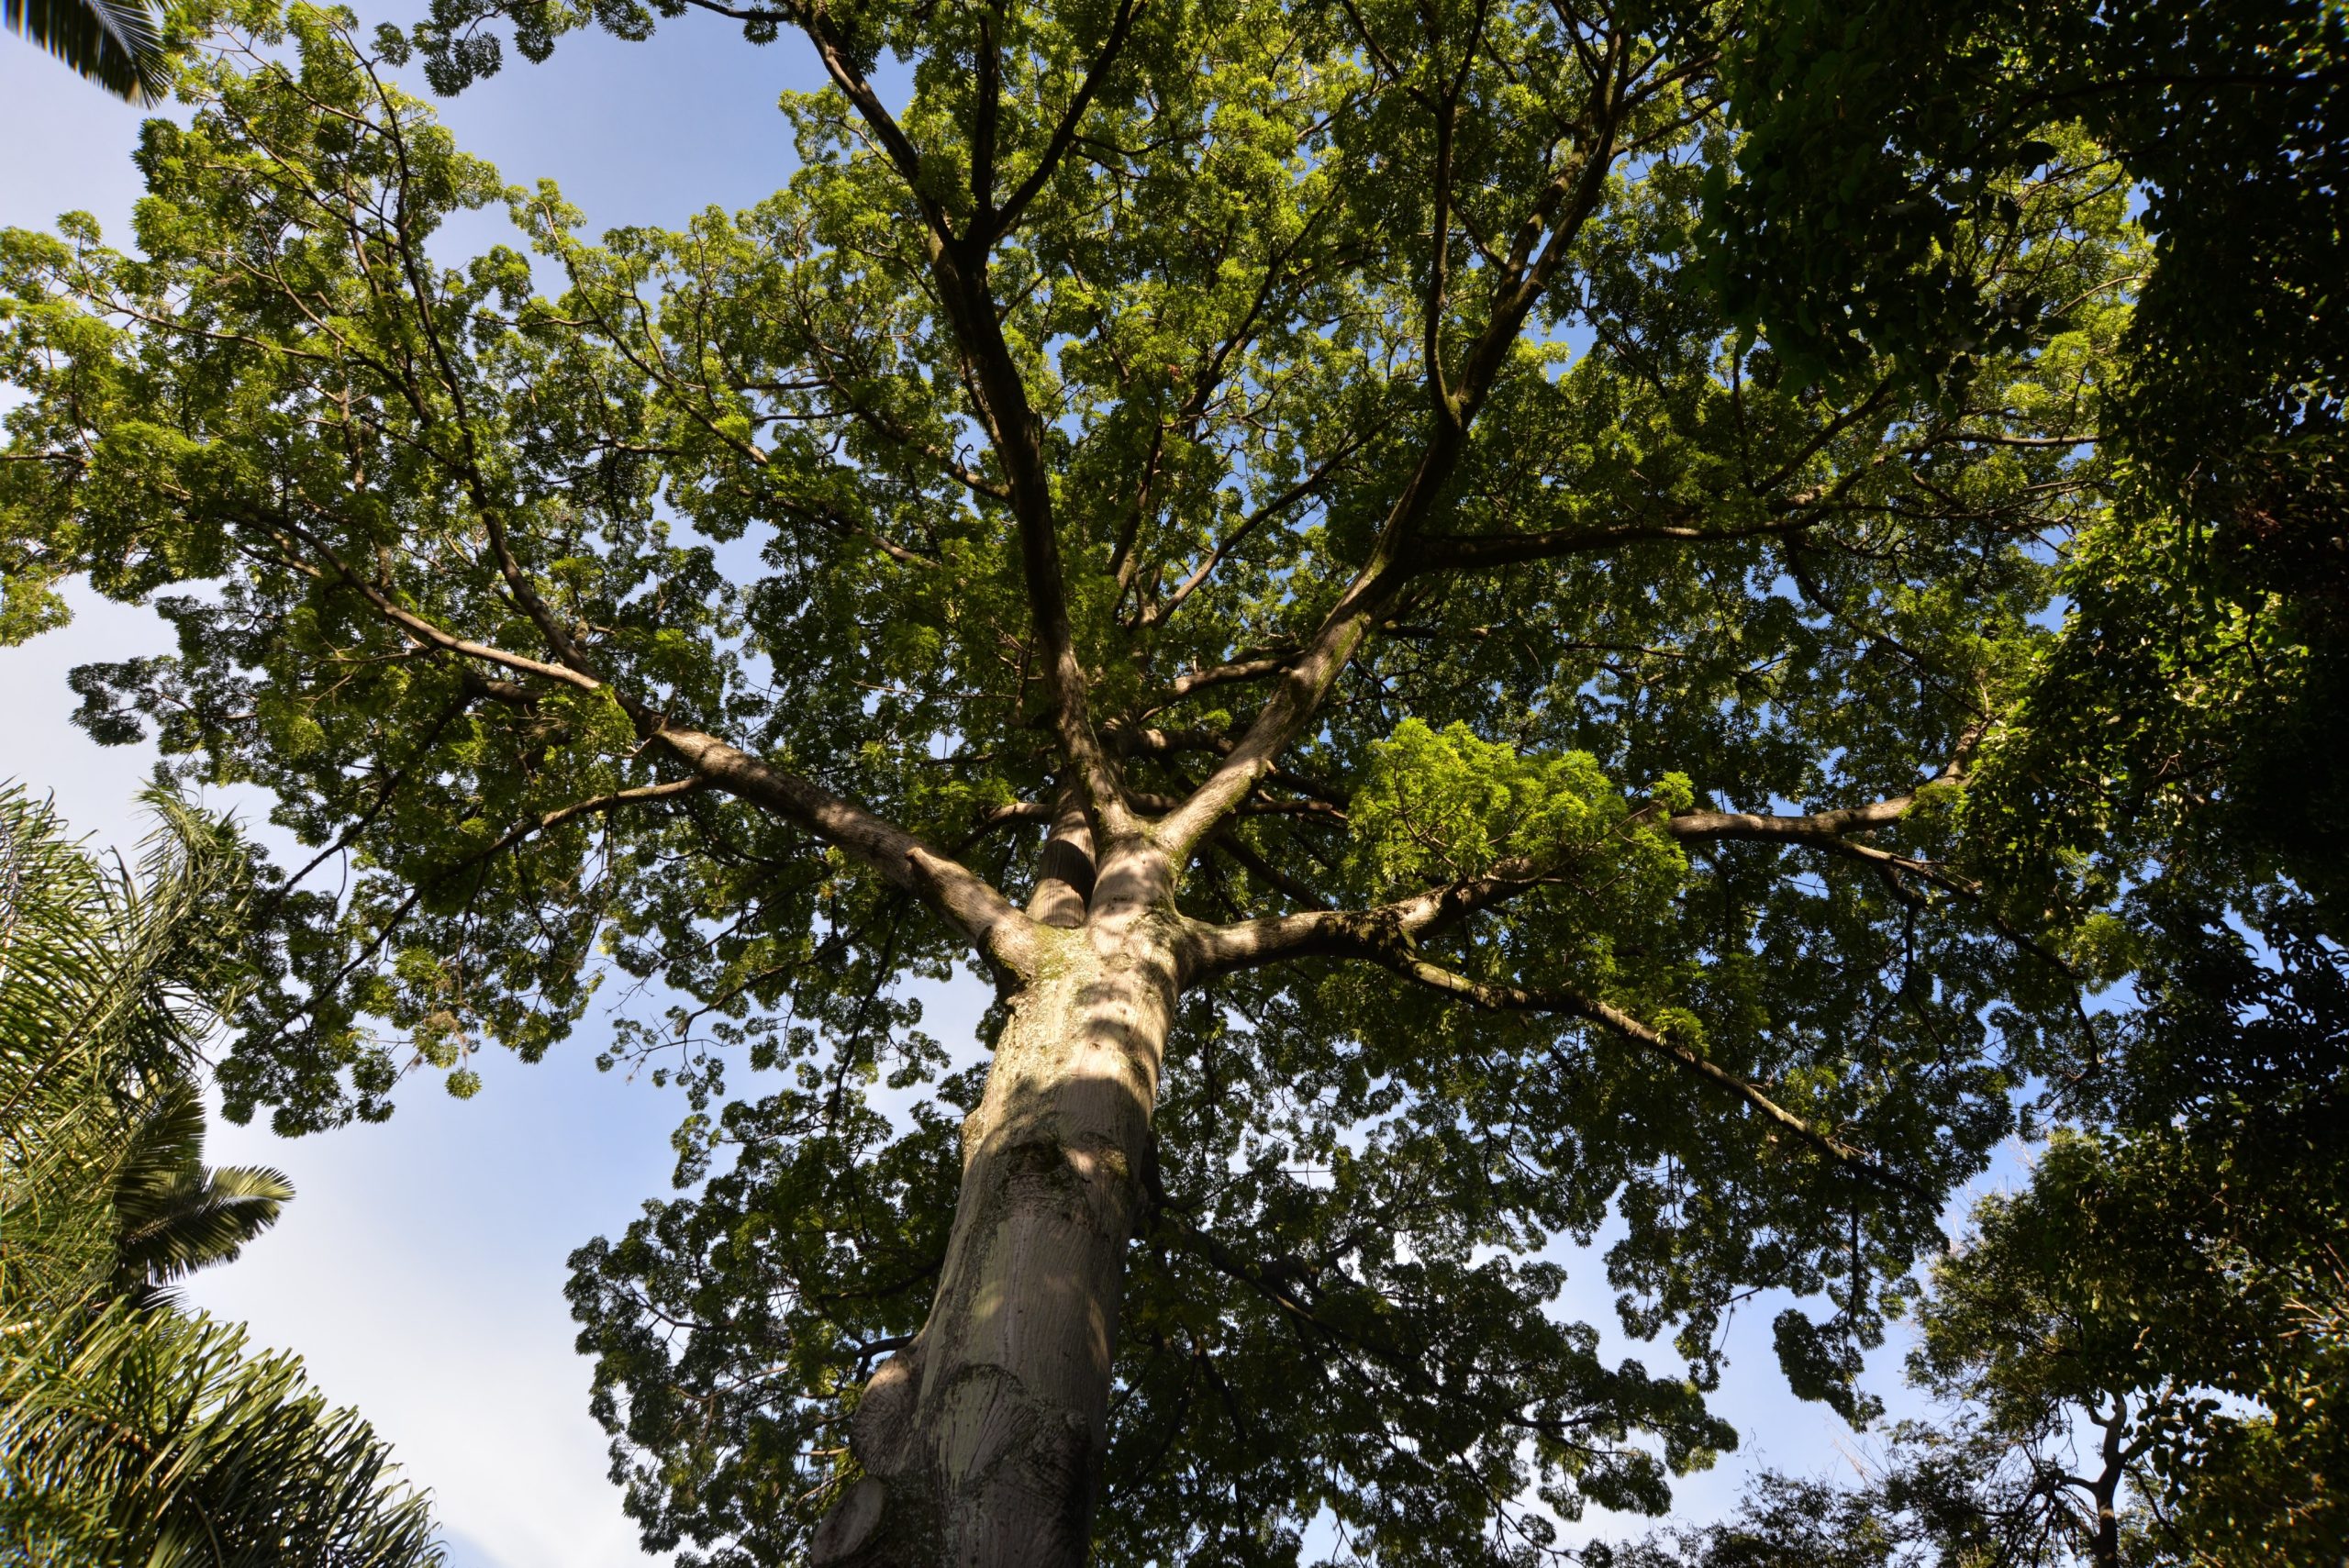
[1, 15, 2017, 1562]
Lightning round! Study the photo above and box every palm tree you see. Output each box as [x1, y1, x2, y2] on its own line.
[0, 782, 230, 1307]
[0, 783, 443, 1567]
[2, 0, 172, 102]
[108, 1078, 295, 1311]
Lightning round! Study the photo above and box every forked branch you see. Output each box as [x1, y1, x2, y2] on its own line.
[269, 516, 1040, 975]
[1153, 40, 1631, 862]
[981, 0, 1147, 242]
[799, 3, 1135, 838]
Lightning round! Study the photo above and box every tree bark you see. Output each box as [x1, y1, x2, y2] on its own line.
[810, 840, 1181, 1567]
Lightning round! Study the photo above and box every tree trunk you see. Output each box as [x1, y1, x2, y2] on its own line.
[2088, 1392, 2129, 1568]
[810, 840, 1181, 1567]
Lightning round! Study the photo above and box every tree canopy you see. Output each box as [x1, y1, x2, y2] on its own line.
[1709, 0, 2349, 923]
[1, 0, 2315, 1560]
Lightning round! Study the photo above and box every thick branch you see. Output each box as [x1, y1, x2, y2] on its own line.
[1182, 864, 1538, 978]
[1150, 655, 1289, 709]
[1196, 892, 1919, 1192]
[654, 726, 1040, 976]
[795, 4, 1141, 838]
[1665, 733, 1976, 851]
[1408, 509, 1824, 573]
[270, 517, 1038, 976]
[1027, 775, 1097, 929]
[1189, 741, 1977, 979]
[796, 7, 955, 242]
[1665, 795, 1918, 847]
[267, 519, 605, 697]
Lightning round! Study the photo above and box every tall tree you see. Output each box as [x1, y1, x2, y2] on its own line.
[1696, 10, 2348, 1560]
[1899, 906, 2349, 1568]
[1620, 906, 2349, 1568]
[2, 1, 2137, 1561]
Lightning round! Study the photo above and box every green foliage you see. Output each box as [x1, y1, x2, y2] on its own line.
[1967, 486, 2349, 927]
[1937, 905, 2349, 1567]
[1708, 0, 2343, 424]
[1711, 30, 2346, 1551]
[0, 782, 255, 1307]
[568, 1070, 973, 1565]
[1349, 718, 1687, 896]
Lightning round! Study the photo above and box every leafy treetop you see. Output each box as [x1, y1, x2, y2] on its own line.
[0, 0, 2142, 1558]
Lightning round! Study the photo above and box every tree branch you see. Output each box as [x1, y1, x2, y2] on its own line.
[1147, 654, 1290, 711]
[1142, 425, 1382, 626]
[1407, 507, 1826, 574]
[654, 726, 1040, 976]
[796, 6, 956, 244]
[980, 0, 1146, 242]
[1182, 863, 1541, 979]
[1664, 731, 1977, 851]
[1153, 44, 1629, 862]
[801, 6, 1133, 838]
[1388, 956, 1919, 1195]
[268, 516, 1039, 976]
[265, 518, 605, 697]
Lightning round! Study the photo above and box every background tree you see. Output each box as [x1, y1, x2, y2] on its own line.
[1617, 905, 2349, 1568]
[1694, 8, 2348, 1562]
[0, 781, 443, 1567]
[1, 0, 2141, 1561]
[1706, 0, 2349, 924]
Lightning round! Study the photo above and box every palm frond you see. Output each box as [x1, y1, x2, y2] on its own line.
[116, 1157, 295, 1307]
[0, 784, 441, 1564]
[1, 0, 171, 101]
[1, 783, 244, 1308]
[0, 1306, 445, 1565]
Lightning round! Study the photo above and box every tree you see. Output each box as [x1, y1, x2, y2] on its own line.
[0, 782, 443, 1567]
[2, 0, 173, 99]
[1, 782, 252, 1312]
[1912, 906, 2349, 1568]
[1609, 1435, 2165, 1568]
[1620, 903, 2349, 1568]
[2, 1308, 448, 1567]
[2, 0, 2140, 1561]
[1705, 0, 2349, 923]
[1663, 9, 2349, 1560]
